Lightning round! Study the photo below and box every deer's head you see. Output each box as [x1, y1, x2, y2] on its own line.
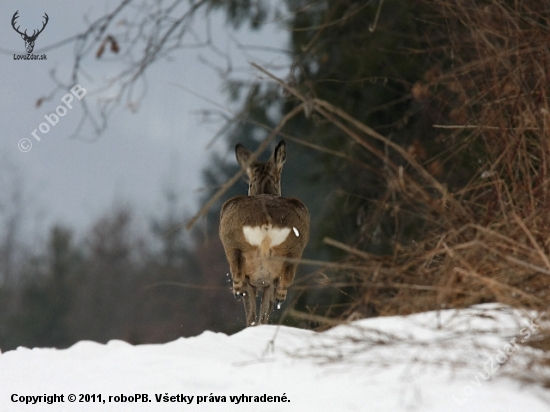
[236, 140, 286, 196]
[12, 11, 49, 54]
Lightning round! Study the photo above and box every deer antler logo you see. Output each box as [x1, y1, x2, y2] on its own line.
[11, 11, 49, 54]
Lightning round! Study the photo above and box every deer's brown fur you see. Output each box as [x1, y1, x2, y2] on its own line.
[219, 141, 310, 326]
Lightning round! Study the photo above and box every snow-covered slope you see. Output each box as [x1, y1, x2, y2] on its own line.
[2, 305, 549, 411]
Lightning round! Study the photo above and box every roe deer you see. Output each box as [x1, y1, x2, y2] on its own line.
[219, 140, 310, 326]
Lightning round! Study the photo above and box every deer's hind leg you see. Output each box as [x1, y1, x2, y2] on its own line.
[228, 248, 257, 326]
[275, 261, 298, 304]
[258, 283, 275, 325]
[228, 249, 246, 298]
[242, 281, 257, 326]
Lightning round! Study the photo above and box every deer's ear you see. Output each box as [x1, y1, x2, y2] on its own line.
[235, 144, 251, 169]
[21, 34, 25, 40]
[273, 140, 286, 169]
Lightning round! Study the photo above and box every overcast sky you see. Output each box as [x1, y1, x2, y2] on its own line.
[0, 0, 288, 239]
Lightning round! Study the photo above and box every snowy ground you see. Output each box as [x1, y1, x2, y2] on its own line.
[2, 304, 549, 412]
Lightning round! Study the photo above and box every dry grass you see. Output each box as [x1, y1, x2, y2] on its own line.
[278, 0, 550, 386]
[318, 0, 550, 317]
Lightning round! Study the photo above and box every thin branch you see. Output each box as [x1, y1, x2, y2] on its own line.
[433, 124, 539, 130]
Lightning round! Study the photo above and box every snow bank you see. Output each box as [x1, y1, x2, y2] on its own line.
[1, 304, 549, 411]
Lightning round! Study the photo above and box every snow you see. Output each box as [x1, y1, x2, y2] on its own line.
[2, 305, 549, 412]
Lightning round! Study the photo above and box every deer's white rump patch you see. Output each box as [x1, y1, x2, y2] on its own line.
[243, 225, 291, 247]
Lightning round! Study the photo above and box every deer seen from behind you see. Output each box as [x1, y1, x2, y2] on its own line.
[219, 141, 310, 326]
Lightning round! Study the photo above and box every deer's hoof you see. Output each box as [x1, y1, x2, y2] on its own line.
[275, 290, 287, 302]
[232, 280, 244, 298]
